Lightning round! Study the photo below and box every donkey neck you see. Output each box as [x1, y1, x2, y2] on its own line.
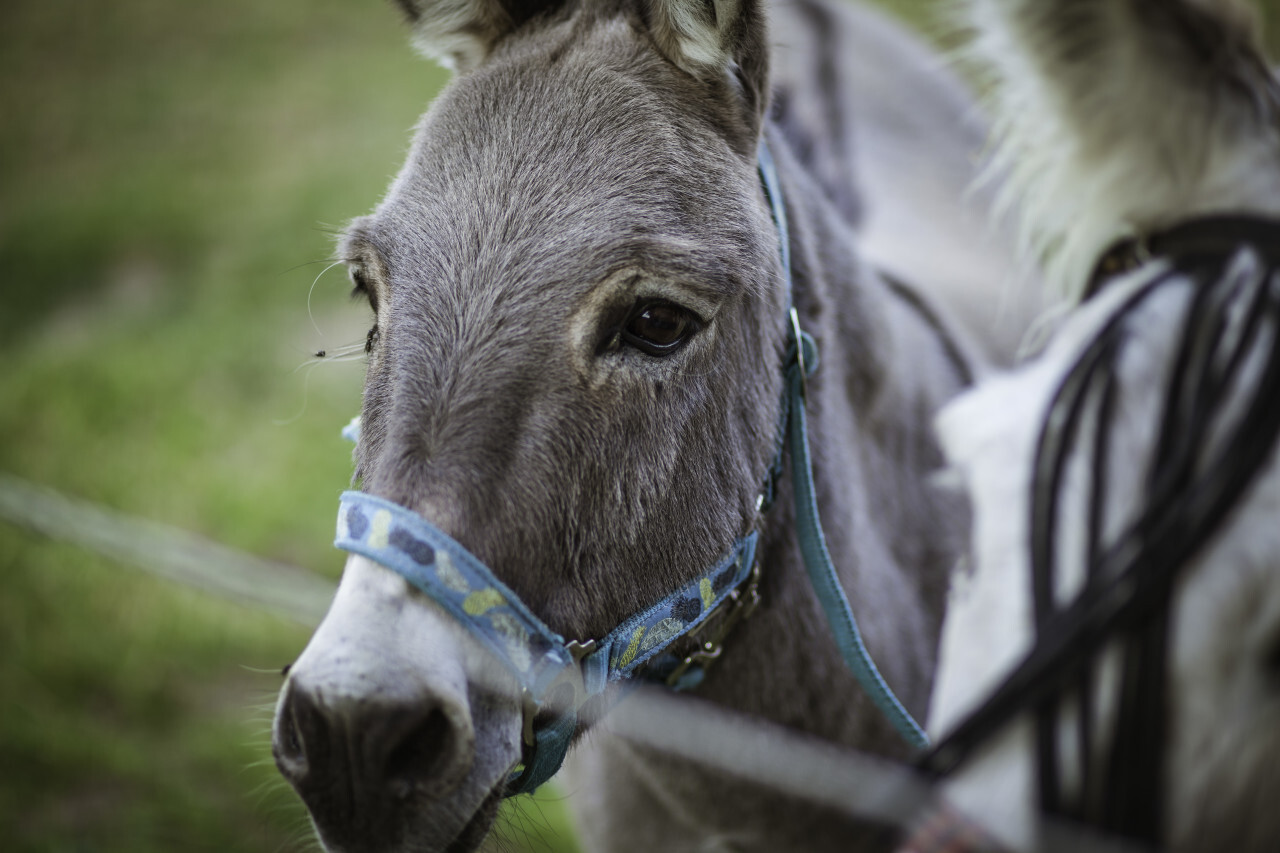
[723, 131, 967, 740]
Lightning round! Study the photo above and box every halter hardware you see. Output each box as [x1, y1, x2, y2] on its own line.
[517, 639, 598, 747]
[663, 560, 762, 689]
[789, 308, 809, 400]
[1083, 213, 1280, 298]
[334, 487, 760, 794]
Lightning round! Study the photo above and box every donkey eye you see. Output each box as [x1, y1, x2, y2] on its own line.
[621, 301, 700, 356]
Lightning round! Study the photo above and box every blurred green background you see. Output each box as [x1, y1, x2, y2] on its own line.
[2, 1, 1276, 851]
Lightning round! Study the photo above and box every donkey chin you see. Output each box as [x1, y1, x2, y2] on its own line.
[272, 554, 525, 852]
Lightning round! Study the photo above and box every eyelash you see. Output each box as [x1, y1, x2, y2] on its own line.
[349, 269, 378, 312]
[347, 268, 381, 354]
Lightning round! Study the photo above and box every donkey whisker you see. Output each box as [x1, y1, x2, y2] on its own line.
[306, 260, 348, 340]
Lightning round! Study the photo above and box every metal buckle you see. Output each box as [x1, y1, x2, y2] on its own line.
[1088, 234, 1154, 298]
[789, 308, 808, 400]
[664, 561, 762, 688]
[520, 639, 597, 746]
[1100, 236, 1150, 277]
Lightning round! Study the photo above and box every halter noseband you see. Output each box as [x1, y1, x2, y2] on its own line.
[923, 214, 1280, 846]
[335, 490, 760, 792]
[331, 138, 928, 796]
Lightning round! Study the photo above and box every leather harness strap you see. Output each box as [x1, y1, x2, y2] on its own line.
[1085, 213, 1280, 299]
[923, 214, 1280, 848]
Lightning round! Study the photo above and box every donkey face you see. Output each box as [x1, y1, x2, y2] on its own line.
[274, 0, 787, 848]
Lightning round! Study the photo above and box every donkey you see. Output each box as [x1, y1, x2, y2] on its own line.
[271, 0, 1026, 850]
[919, 1, 1280, 851]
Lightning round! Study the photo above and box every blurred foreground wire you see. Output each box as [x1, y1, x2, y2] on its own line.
[0, 471, 1147, 852]
[605, 689, 1142, 853]
[0, 472, 334, 626]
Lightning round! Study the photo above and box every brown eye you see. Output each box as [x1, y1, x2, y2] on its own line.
[621, 301, 700, 356]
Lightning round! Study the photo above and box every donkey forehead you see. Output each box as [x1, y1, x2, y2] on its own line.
[355, 28, 766, 303]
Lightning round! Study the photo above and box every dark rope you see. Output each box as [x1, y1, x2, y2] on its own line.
[922, 222, 1280, 849]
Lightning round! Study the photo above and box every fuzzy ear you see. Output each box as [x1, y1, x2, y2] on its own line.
[645, 0, 769, 111]
[393, 0, 561, 72]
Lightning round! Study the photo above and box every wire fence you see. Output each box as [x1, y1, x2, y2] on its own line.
[0, 472, 333, 627]
[0, 472, 1145, 852]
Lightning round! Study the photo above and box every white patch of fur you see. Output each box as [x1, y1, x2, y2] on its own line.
[929, 266, 1164, 742]
[933, 250, 1280, 847]
[287, 555, 470, 704]
[402, 0, 507, 73]
[941, 722, 1037, 851]
[279, 555, 524, 850]
[649, 0, 741, 72]
[961, 0, 1280, 299]
[927, 283, 1117, 849]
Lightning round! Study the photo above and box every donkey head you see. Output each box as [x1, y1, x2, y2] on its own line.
[273, 0, 790, 849]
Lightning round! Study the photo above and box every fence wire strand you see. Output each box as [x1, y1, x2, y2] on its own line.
[0, 472, 334, 626]
[0, 472, 1148, 851]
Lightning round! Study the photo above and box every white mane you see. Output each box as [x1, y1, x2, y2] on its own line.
[961, 0, 1280, 299]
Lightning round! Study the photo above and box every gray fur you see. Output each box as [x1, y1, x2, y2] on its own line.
[273, 1, 1025, 850]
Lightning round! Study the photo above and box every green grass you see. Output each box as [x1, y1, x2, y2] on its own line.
[1, 538, 309, 852]
[10, 0, 1279, 850]
[0, 0, 595, 847]
[0, 1, 454, 849]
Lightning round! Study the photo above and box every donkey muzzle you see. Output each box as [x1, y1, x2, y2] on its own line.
[273, 554, 522, 851]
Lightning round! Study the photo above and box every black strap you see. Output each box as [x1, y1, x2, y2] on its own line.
[1085, 214, 1280, 299]
[923, 220, 1280, 849]
[881, 271, 976, 389]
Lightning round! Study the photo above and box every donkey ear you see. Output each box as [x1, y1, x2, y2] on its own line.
[394, 0, 561, 72]
[645, 0, 769, 102]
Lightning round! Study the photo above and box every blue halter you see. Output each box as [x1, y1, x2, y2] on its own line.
[335, 489, 758, 792]
[332, 140, 927, 796]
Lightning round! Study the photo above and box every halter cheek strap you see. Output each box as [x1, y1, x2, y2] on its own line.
[758, 140, 930, 749]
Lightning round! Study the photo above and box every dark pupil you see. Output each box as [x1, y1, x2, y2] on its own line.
[628, 304, 687, 346]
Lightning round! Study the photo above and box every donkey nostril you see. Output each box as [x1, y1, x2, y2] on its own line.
[273, 686, 314, 784]
[1263, 632, 1280, 681]
[384, 707, 469, 799]
[287, 720, 304, 757]
[273, 679, 475, 805]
